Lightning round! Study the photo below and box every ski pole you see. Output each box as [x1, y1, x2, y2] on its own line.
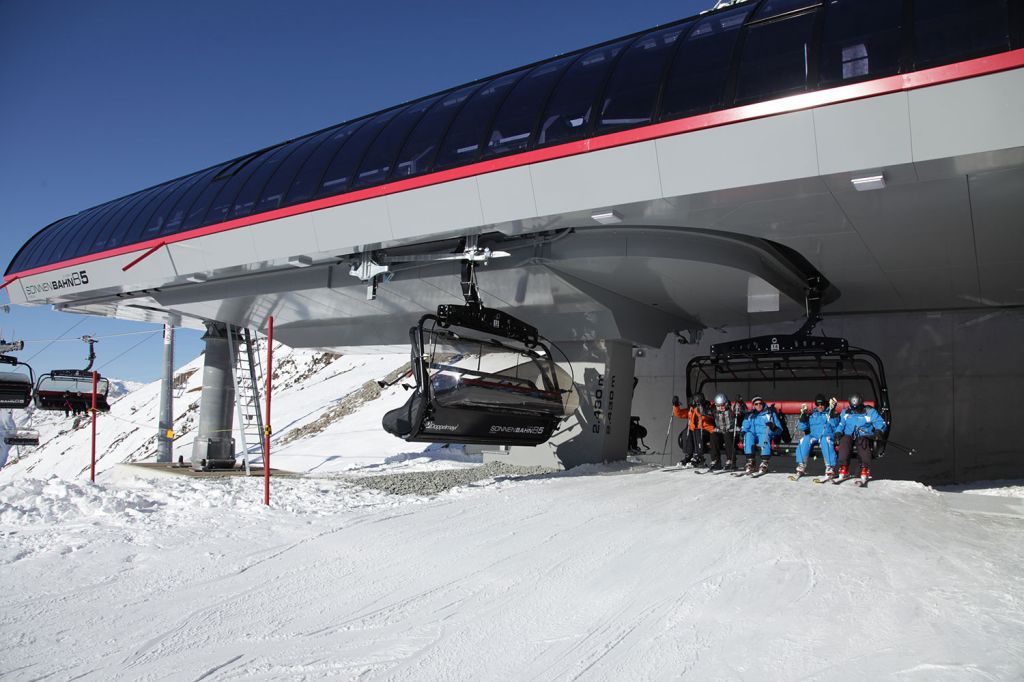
[661, 410, 674, 466]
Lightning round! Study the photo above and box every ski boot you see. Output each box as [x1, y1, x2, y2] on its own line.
[856, 466, 871, 487]
[832, 465, 850, 484]
[758, 460, 770, 475]
[744, 458, 756, 475]
[708, 458, 722, 471]
[723, 459, 735, 471]
[788, 462, 807, 481]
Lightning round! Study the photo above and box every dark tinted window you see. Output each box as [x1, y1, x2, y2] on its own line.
[228, 142, 298, 220]
[353, 95, 441, 189]
[284, 122, 367, 205]
[598, 24, 689, 132]
[393, 84, 479, 179]
[819, 0, 903, 86]
[204, 149, 283, 226]
[662, 5, 753, 119]
[12, 219, 68, 271]
[914, 0, 1010, 68]
[60, 198, 129, 261]
[21, 216, 81, 269]
[484, 57, 574, 158]
[756, 0, 821, 18]
[256, 130, 333, 213]
[139, 173, 207, 241]
[538, 40, 629, 147]
[158, 165, 227, 236]
[434, 71, 526, 170]
[735, 9, 821, 105]
[78, 191, 148, 256]
[95, 186, 166, 252]
[318, 110, 401, 196]
[124, 178, 194, 244]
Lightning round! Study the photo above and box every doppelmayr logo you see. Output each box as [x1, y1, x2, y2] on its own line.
[424, 421, 459, 432]
[24, 270, 91, 297]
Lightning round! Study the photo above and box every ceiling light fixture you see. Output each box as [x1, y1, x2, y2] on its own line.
[591, 210, 622, 225]
[851, 174, 886, 191]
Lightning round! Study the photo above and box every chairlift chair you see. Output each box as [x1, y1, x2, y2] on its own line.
[684, 278, 892, 458]
[33, 336, 111, 414]
[382, 256, 571, 446]
[3, 427, 40, 447]
[0, 355, 35, 409]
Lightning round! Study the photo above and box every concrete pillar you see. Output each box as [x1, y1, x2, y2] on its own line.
[156, 324, 174, 463]
[191, 322, 238, 471]
[506, 339, 636, 469]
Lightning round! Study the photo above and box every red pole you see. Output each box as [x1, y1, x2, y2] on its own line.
[90, 371, 98, 483]
[263, 316, 274, 506]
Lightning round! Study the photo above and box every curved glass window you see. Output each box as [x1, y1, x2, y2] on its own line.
[79, 190, 150, 256]
[434, 71, 526, 170]
[353, 95, 442, 189]
[158, 165, 227, 237]
[95, 185, 167, 253]
[318, 109, 401, 196]
[228, 142, 299, 220]
[284, 121, 368, 205]
[393, 84, 480, 180]
[662, 5, 753, 119]
[914, 0, 1010, 69]
[597, 24, 690, 132]
[179, 153, 264, 231]
[255, 129, 333, 213]
[123, 178, 194, 245]
[45, 209, 102, 265]
[538, 40, 630, 147]
[203, 148, 283, 226]
[735, 8, 821, 105]
[484, 56, 574, 158]
[57, 198, 128, 262]
[17, 217, 75, 271]
[819, 0, 903, 86]
[138, 172, 208, 241]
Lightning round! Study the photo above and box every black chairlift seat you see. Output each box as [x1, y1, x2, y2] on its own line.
[3, 428, 40, 447]
[382, 254, 570, 447]
[0, 370, 34, 409]
[685, 276, 892, 458]
[686, 335, 892, 457]
[34, 369, 111, 413]
[382, 310, 569, 446]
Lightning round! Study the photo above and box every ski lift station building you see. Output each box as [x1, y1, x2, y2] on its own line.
[5, 0, 1024, 483]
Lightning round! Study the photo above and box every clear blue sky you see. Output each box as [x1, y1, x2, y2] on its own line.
[0, 0, 710, 382]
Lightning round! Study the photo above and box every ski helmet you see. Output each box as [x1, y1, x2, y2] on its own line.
[814, 393, 827, 406]
[713, 392, 729, 406]
[690, 392, 705, 407]
[848, 393, 864, 410]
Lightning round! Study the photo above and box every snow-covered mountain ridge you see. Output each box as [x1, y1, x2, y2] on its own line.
[0, 344, 424, 480]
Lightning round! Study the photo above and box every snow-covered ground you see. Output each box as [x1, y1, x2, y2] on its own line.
[1, 467, 1023, 680]
[2, 345, 1024, 679]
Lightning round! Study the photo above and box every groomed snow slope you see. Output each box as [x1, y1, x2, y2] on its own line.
[2, 467, 1022, 680]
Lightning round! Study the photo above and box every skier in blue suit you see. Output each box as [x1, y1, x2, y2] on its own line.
[741, 396, 783, 474]
[834, 393, 888, 484]
[794, 394, 839, 479]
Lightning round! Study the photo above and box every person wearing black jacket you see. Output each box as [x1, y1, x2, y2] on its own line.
[709, 393, 740, 470]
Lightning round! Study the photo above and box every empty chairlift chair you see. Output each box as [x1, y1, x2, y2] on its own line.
[383, 257, 571, 446]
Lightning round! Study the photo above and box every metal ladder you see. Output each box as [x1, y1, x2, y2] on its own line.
[228, 326, 266, 476]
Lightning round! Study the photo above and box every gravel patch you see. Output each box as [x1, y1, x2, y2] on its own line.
[350, 461, 556, 496]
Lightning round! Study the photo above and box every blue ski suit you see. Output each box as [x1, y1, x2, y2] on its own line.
[795, 408, 839, 467]
[836, 406, 887, 439]
[742, 407, 783, 457]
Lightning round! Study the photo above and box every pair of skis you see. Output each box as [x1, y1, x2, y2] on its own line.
[788, 471, 869, 487]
